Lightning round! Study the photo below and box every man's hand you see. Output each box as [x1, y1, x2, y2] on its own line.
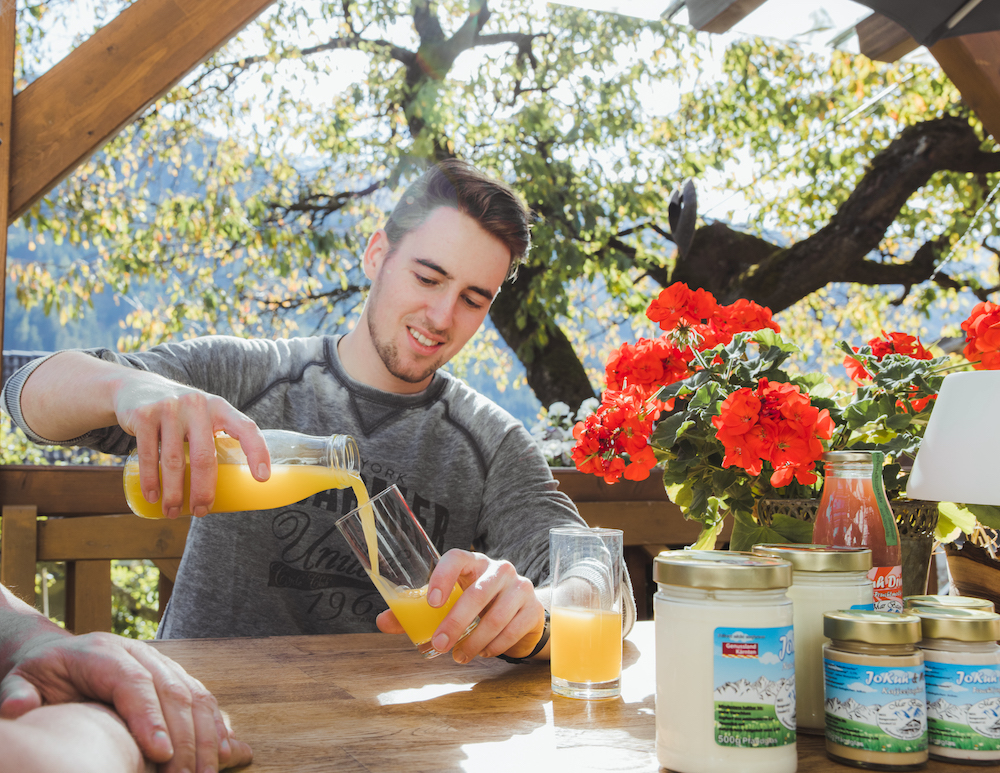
[113, 368, 269, 519]
[0, 630, 252, 773]
[375, 549, 547, 664]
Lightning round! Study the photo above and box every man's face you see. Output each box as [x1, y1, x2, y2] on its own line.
[360, 206, 511, 393]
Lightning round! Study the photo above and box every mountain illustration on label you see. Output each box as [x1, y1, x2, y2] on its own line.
[825, 696, 926, 740]
[928, 698, 968, 723]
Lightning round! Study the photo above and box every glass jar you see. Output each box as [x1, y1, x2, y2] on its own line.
[905, 595, 996, 613]
[654, 550, 796, 773]
[123, 430, 361, 518]
[823, 609, 927, 770]
[911, 606, 1000, 765]
[813, 450, 903, 613]
[752, 543, 874, 733]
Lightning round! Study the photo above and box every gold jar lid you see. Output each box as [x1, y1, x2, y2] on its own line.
[824, 609, 923, 644]
[908, 607, 1000, 642]
[654, 550, 792, 590]
[904, 594, 995, 612]
[752, 543, 873, 572]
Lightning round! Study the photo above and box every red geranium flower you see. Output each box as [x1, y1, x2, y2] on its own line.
[962, 301, 1000, 370]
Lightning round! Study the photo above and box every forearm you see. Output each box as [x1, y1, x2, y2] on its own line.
[0, 703, 150, 773]
[18, 351, 130, 441]
[0, 584, 69, 680]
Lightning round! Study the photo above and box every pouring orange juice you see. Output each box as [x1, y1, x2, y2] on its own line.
[122, 430, 362, 519]
[337, 484, 479, 658]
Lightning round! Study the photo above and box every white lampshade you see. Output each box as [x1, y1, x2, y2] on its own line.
[906, 370, 1000, 506]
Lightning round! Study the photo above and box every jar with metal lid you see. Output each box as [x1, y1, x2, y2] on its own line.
[910, 606, 1000, 765]
[654, 550, 796, 773]
[823, 609, 927, 770]
[752, 543, 874, 734]
[905, 595, 996, 613]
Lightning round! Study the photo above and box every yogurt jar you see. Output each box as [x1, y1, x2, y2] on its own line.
[753, 543, 874, 734]
[654, 550, 796, 773]
[823, 610, 927, 770]
[905, 595, 996, 613]
[911, 606, 1000, 765]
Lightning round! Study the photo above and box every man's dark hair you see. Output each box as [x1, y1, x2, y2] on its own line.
[384, 159, 531, 281]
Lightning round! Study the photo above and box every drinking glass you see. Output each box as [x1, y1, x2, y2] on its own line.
[336, 485, 478, 658]
[549, 526, 623, 699]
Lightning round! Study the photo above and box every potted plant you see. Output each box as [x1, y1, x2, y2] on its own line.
[570, 284, 1000, 564]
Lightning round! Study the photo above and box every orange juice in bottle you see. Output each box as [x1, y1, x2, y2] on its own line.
[123, 430, 362, 518]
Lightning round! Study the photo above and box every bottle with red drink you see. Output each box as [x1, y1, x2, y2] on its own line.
[812, 450, 903, 613]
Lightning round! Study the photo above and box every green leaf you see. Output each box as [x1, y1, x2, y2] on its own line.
[965, 504, 1000, 531]
[885, 413, 912, 430]
[936, 502, 976, 543]
[691, 520, 723, 550]
[768, 513, 815, 543]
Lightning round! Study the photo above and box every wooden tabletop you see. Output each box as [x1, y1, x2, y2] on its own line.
[151, 621, 974, 773]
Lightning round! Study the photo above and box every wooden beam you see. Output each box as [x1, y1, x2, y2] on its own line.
[0, 465, 128, 514]
[856, 13, 919, 64]
[37, 513, 190, 561]
[0, 1, 16, 360]
[931, 31, 1000, 144]
[686, 0, 768, 34]
[7, 0, 277, 222]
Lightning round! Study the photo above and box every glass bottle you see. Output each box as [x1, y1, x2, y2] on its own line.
[813, 450, 904, 613]
[123, 430, 361, 519]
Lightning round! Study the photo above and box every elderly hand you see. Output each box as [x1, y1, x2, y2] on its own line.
[0, 629, 252, 773]
[374, 549, 547, 664]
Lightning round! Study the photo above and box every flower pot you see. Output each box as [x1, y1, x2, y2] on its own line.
[758, 498, 938, 598]
[943, 541, 1000, 610]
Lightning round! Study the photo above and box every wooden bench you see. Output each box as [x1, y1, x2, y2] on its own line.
[0, 465, 711, 632]
[0, 465, 189, 633]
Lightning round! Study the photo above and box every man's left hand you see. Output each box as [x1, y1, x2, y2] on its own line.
[374, 549, 546, 664]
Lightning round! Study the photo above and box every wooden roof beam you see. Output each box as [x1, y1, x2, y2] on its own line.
[931, 31, 1000, 144]
[7, 0, 277, 222]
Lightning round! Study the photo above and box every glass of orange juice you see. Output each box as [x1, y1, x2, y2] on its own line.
[549, 526, 623, 699]
[335, 485, 478, 659]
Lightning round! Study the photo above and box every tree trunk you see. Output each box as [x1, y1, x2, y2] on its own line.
[489, 263, 597, 411]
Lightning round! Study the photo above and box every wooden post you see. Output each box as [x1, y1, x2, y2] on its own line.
[0, 504, 38, 605]
[65, 559, 112, 634]
[0, 0, 17, 364]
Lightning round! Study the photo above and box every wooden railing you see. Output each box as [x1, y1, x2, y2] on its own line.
[0, 465, 189, 632]
[0, 465, 713, 632]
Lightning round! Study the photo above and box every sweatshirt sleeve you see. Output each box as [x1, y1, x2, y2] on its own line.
[475, 425, 637, 637]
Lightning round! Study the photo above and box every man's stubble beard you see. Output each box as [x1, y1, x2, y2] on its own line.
[366, 309, 444, 386]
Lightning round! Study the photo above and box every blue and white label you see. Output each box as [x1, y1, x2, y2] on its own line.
[713, 626, 796, 747]
[926, 660, 1000, 751]
[824, 659, 927, 754]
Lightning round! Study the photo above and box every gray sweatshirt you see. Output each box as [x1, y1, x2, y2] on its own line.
[2, 335, 636, 639]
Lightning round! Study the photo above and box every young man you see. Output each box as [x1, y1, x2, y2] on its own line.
[3, 160, 635, 664]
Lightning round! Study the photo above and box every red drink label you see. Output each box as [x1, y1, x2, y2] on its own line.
[869, 565, 903, 613]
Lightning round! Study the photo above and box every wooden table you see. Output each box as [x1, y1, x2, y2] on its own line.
[151, 621, 974, 772]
